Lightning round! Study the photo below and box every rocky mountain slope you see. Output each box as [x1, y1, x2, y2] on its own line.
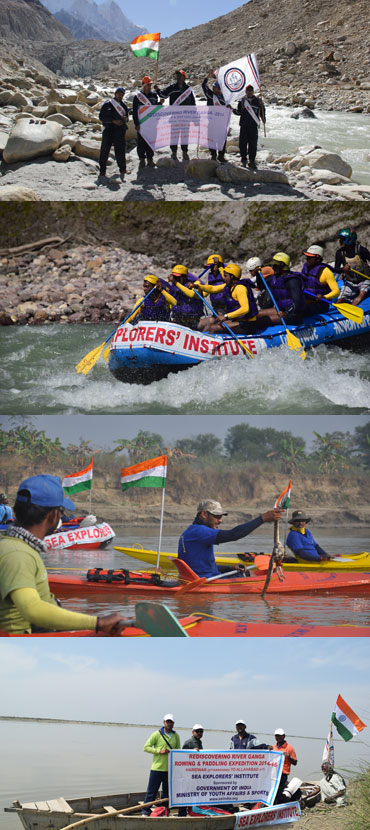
[43, 0, 146, 43]
[0, 0, 73, 42]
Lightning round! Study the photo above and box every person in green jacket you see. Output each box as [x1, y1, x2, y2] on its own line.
[142, 714, 181, 815]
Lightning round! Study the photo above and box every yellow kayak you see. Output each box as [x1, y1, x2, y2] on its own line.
[114, 545, 370, 573]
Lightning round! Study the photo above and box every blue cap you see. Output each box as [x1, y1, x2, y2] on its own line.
[16, 475, 75, 511]
[115, 87, 126, 94]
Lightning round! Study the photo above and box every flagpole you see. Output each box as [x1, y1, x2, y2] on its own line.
[155, 486, 166, 572]
[154, 50, 159, 85]
[89, 457, 93, 514]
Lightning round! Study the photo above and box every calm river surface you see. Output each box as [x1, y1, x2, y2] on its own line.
[1, 720, 369, 830]
[44, 525, 370, 629]
[1, 324, 370, 415]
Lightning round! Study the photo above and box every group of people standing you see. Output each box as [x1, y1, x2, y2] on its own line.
[98, 68, 266, 178]
[126, 227, 370, 336]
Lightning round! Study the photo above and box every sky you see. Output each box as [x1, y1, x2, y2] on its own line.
[122, 0, 245, 38]
[0, 415, 367, 452]
[1, 639, 369, 742]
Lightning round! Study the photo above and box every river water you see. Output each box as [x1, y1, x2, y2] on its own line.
[1, 719, 369, 830]
[44, 525, 370, 629]
[2, 324, 370, 415]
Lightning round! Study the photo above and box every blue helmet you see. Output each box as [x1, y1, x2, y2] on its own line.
[337, 227, 357, 246]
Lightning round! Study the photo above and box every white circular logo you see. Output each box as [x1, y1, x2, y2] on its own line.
[224, 68, 246, 93]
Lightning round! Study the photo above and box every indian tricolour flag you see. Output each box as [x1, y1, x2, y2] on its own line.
[130, 32, 160, 61]
[121, 455, 167, 491]
[332, 695, 366, 742]
[274, 480, 292, 509]
[62, 459, 93, 494]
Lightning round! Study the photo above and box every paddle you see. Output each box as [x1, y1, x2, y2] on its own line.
[135, 601, 189, 636]
[303, 290, 364, 323]
[177, 576, 208, 594]
[192, 287, 254, 358]
[59, 798, 169, 830]
[257, 270, 306, 359]
[344, 266, 370, 281]
[75, 286, 157, 375]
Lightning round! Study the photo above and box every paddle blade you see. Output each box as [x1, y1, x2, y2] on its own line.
[103, 345, 110, 362]
[286, 330, 306, 360]
[75, 342, 105, 375]
[177, 577, 207, 594]
[237, 338, 254, 358]
[332, 302, 364, 324]
[135, 602, 189, 637]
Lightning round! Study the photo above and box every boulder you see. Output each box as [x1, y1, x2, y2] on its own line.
[47, 113, 72, 127]
[0, 185, 40, 201]
[35, 74, 53, 89]
[215, 163, 289, 184]
[0, 90, 13, 105]
[10, 91, 32, 108]
[54, 103, 92, 123]
[305, 149, 352, 178]
[74, 138, 101, 160]
[126, 121, 137, 141]
[290, 107, 316, 119]
[53, 144, 72, 162]
[309, 169, 352, 184]
[85, 92, 100, 106]
[3, 119, 63, 163]
[156, 157, 179, 168]
[0, 130, 9, 153]
[25, 106, 49, 118]
[285, 41, 298, 56]
[184, 158, 218, 179]
[60, 133, 78, 149]
[48, 88, 78, 104]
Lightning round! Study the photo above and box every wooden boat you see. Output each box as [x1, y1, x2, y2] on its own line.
[108, 295, 370, 384]
[115, 545, 370, 573]
[44, 522, 115, 551]
[5, 792, 301, 830]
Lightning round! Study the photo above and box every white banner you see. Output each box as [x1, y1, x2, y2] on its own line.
[234, 802, 301, 827]
[217, 54, 261, 105]
[45, 522, 115, 550]
[169, 750, 283, 807]
[111, 321, 266, 360]
[138, 105, 231, 150]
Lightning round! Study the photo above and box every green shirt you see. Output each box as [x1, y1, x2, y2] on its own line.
[0, 536, 58, 634]
[144, 729, 181, 771]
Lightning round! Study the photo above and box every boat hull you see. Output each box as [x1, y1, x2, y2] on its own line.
[115, 546, 370, 573]
[44, 522, 115, 551]
[108, 297, 370, 384]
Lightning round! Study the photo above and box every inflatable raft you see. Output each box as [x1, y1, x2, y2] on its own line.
[44, 521, 115, 551]
[115, 545, 370, 573]
[108, 296, 370, 384]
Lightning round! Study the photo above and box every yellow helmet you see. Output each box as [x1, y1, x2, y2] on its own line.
[207, 254, 224, 266]
[272, 252, 291, 269]
[143, 275, 158, 285]
[224, 263, 242, 279]
[172, 264, 188, 277]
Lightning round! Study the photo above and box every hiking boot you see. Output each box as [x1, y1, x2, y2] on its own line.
[182, 151, 190, 161]
[248, 160, 257, 169]
[138, 159, 146, 168]
[210, 151, 217, 161]
[241, 158, 247, 167]
[217, 153, 226, 163]
[171, 152, 178, 160]
[147, 158, 155, 167]
[98, 172, 108, 182]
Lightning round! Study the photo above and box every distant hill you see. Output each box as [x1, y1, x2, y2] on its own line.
[0, 0, 73, 42]
[42, 0, 146, 42]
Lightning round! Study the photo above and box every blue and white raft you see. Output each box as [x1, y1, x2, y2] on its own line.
[108, 297, 370, 384]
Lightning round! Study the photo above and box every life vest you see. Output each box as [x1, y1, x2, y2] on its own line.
[218, 279, 258, 319]
[86, 568, 177, 587]
[149, 807, 168, 817]
[269, 271, 303, 311]
[170, 284, 204, 319]
[301, 262, 334, 296]
[139, 293, 171, 322]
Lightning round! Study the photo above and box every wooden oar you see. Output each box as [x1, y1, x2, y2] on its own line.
[59, 798, 169, 830]
[192, 287, 254, 358]
[75, 286, 156, 375]
[258, 270, 306, 359]
[303, 290, 364, 323]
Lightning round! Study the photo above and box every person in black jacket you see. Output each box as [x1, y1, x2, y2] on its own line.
[234, 84, 266, 169]
[132, 76, 162, 169]
[155, 70, 195, 161]
[98, 87, 129, 179]
[230, 720, 271, 750]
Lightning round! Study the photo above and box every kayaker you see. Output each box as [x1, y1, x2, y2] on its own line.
[286, 510, 332, 563]
[197, 263, 262, 334]
[127, 275, 176, 323]
[178, 499, 283, 578]
[154, 70, 196, 161]
[132, 76, 162, 169]
[230, 719, 271, 750]
[272, 729, 297, 801]
[319, 762, 347, 806]
[142, 714, 181, 816]
[300, 245, 340, 312]
[0, 475, 129, 635]
[165, 265, 204, 329]
[0, 493, 12, 524]
[256, 253, 304, 325]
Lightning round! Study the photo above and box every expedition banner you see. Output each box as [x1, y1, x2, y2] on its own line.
[111, 321, 266, 359]
[234, 802, 301, 827]
[138, 105, 231, 150]
[169, 750, 284, 807]
[45, 522, 115, 550]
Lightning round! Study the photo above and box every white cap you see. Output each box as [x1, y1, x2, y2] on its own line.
[246, 257, 261, 271]
[192, 724, 204, 730]
[274, 728, 285, 735]
[303, 245, 324, 258]
[164, 713, 175, 722]
[235, 718, 246, 726]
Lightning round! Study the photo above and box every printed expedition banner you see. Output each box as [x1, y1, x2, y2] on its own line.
[138, 105, 231, 151]
[234, 802, 301, 827]
[169, 750, 284, 807]
[111, 321, 267, 359]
